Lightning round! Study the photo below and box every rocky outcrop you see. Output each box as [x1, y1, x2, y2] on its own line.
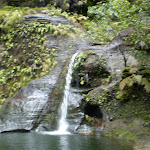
[23, 14, 74, 25]
[0, 12, 148, 138]
[0, 14, 89, 133]
[72, 51, 110, 87]
[0, 34, 89, 133]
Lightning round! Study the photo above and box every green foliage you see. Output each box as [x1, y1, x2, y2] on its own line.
[4, 0, 45, 7]
[107, 127, 137, 140]
[74, 52, 88, 69]
[0, 9, 23, 33]
[0, 21, 52, 104]
[0, 6, 85, 104]
[84, 82, 150, 128]
[86, 0, 150, 48]
[119, 67, 150, 93]
[85, 114, 93, 124]
[133, 50, 150, 67]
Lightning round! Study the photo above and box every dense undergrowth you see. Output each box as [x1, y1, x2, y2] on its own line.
[87, 0, 150, 47]
[0, 20, 57, 104]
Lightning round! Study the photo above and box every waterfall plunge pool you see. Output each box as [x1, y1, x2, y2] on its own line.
[0, 53, 133, 150]
[0, 132, 133, 150]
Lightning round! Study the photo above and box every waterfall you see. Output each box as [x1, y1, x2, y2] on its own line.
[57, 52, 78, 134]
[43, 52, 78, 135]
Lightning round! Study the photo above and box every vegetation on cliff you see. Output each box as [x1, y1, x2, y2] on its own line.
[78, 0, 150, 135]
[0, 6, 81, 104]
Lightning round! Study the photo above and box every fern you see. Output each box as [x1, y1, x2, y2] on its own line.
[129, 67, 139, 74]
[133, 74, 142, 84]
[119, 76, 132, 90]
[140, 69, 150, 75]
[120, 74, 150, 93]
[119, 75, 142, 90]
[142, 78, 150, 93]
[128, 78, 134, 87]
[120, 67, 150, 93]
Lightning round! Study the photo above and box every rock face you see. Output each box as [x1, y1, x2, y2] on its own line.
[0, 35, 89, 132]
[0, 13, 140, 133]
[0, 14, 89, 133]
[72, 51, 110, 87]
[0, 67, 61, 132]
[23, 14, 74, 25]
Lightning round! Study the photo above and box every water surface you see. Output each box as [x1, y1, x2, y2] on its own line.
[0, 133, 133, 150]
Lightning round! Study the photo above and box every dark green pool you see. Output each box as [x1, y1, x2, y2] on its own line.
[0, 133, 133, 150]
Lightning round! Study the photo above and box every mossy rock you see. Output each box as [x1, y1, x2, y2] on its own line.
[72, 51, 109, 87]
[82, 79, 150, 137]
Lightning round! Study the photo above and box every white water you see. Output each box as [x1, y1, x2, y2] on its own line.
[41, 53, 78, 135]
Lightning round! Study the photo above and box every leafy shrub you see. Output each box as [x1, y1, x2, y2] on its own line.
[119, 67, 150, 93]
[87, 0, 150, 48]
[0, 9, 23, 33]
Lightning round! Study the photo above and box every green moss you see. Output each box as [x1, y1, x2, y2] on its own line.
[85, 83, 150, 128]
[104, 127, 137, 140]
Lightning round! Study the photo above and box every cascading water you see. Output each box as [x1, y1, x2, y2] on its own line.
[56, 52, 78, 134]
[42, 52, 78, 135]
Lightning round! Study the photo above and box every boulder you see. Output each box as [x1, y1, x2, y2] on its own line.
[72, 51, 110, 87]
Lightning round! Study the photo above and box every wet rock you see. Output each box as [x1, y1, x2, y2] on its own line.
[72, 51, 110, 87]
[66, 88, 85, 133]
[23, 14, 75, 25]
[0, 66, 62, 132]
[112, 27, 135, 46]
[0, 31, 89, 133]
[0, 13, 145, 134]
[75, 124, 93, 133]
[83, 53, 100, 73]
[127, 56, 139, 67]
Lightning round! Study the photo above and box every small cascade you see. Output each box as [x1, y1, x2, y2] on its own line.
[43, 52, 78, 135]
[56, 52, 78, 134]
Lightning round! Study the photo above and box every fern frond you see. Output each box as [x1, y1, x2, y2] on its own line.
[128, 78, 134, 87]
[119, 76, 132, 90]
[140, 69, 150, 75]
[142, 78, 150, 93]
[133, 75, 143, 84]
[121, 67, 130, 72]
[129, 67, 139, 74]
[145, 69, 150, 74]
